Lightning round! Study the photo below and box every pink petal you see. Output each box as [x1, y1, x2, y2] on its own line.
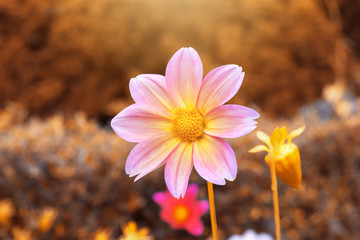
[164, 142, 193, 199]
[204, 104, 259, 138]
[126, 133, 181, 180]
[185, 219, 204, 236]
[193, 135, 237, 185]
[197, 200, 210, 215]
[152, 192, 166, 205]
[196, 65, 244, 115]
[184, 183, 199, 199]
[130, 74, 176, 117]
[111, 104, 172, 142]
[165, 47, 203, 108]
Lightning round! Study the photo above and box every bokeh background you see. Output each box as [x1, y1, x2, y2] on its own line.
[0, 0, 360, 239]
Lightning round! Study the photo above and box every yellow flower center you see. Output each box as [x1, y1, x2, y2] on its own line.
[172, 108, 204, 141]
[173, 205, 190, 222]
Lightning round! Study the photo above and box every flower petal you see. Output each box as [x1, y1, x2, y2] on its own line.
[126, 133, 181, 180]
[196, 64, 244, 114]
[130, 74, 176, 117]
[193, 135, 237, 185]
[111, 104, 172, 142]
[288, 125, 305, 142]
[197, 200, 210, 215]
[248, 145, 269, 153]
[185, 219, 204, 236]
[152, 192, 166, 205]
[256, 131, 271, 147]
[164, 142, 193, 198]
[270, 127, 288, 147]
[258, 233, 274, 240]
[204, 104, 259, 138]
[165, 47, 203, 108]
[184, 183, 199, 200]
[265, 144, 302, 189]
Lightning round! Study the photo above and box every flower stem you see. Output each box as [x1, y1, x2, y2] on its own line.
[269, 153, 281, 240]
[207, 181, 219, 240]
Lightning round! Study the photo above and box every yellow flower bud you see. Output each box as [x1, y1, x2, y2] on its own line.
[265, 143, 301, 188]
[249, 126, 304, 188]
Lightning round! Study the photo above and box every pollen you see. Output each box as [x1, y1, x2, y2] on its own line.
[172, 108, 204, 141]
[173, 205, 190, 223]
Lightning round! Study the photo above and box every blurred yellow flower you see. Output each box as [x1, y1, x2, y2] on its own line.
[249, 126, 305, 188]
[12, 227, 32, 240]
[94, 229, 110, 240]
[119, 221, 153, 240]
[38, 208, 58, 232]
[0, 199, 15, 225]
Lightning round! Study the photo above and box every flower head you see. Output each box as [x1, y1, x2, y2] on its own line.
[152, 183, 209, 236]
[111, 47, 259, 198]
[38, 207, 58, 232]
[228, 229, 273, 240]
[119, 221, 152, 240]
[249, 126, 305, 188]
[94, 229, 110, 240]
[0, 199, 15, 225]
[12, 227, 32, 240]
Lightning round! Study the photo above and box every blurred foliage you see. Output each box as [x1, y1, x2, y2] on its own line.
[0, 0, 354, 118]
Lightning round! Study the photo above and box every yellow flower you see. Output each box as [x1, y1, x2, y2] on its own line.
[38, 208, 57, 232]
[119, 221, 153, 240]
[249, 126, 305, 188]
[12, 227, 32, 240]
[0, 199, 15, 225]
[94, 229, 110, 240]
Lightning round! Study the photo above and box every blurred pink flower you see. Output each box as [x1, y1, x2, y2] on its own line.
[152, 183, 209, 236]
[111, 47, 259, 198]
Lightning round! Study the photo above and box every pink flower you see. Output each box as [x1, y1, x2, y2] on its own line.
[111, 47, 259, 198]
[152, 183, 209, 236]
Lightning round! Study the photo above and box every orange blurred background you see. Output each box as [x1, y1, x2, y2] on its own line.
[1, 0, 359, 119]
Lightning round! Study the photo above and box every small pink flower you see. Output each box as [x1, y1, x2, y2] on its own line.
[152, 183, 209, 236]
[111, 47, 259, 198]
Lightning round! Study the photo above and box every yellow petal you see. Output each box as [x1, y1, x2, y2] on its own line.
[138, 228, 150, 236]
[270, 127, 287, 147]
[288, 125, 305, 142]
[123, 221, 137, 235]
[265, 144, 302, 188]
[256, 131, 271, 146]
[248, 145, 269, 153]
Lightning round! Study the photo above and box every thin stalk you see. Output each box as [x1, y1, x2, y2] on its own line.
[207, 181, 219, 240]
[269, 152, 281, 240]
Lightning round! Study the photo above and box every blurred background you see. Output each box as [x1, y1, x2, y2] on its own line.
[0, 0, 359, 239]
